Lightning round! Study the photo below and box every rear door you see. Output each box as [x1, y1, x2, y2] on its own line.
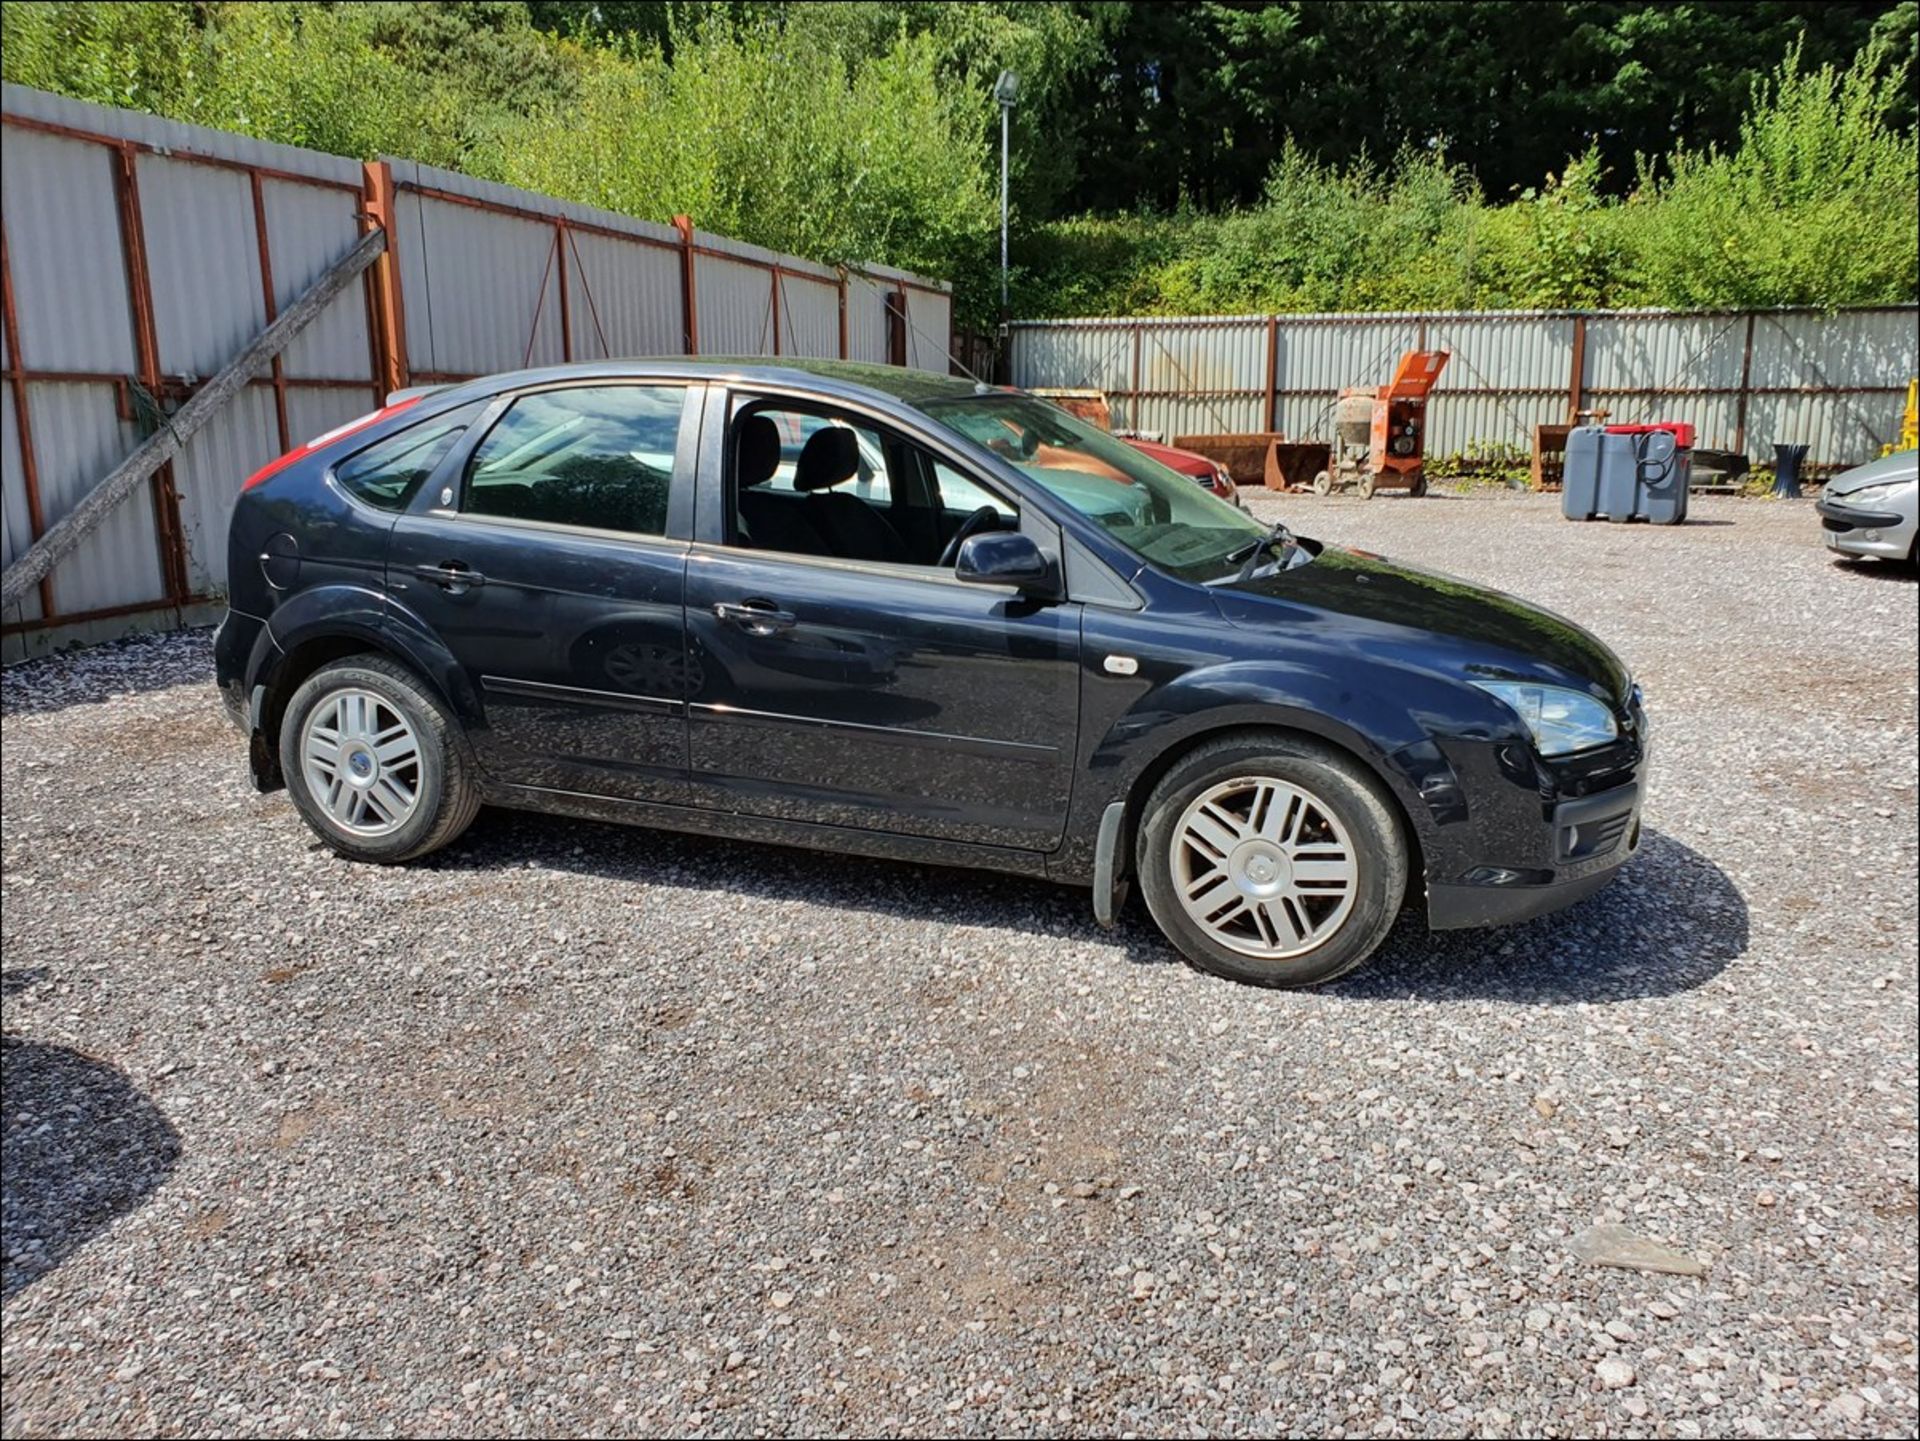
[384, 381, 701, 803]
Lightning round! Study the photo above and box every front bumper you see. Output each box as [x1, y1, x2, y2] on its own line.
[1426, 777, 1642, 929]
[1818, 496, 1917, 559]
[1427, 860, 1627, 930]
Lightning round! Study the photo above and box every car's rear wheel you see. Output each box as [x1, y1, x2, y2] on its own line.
[279, 655, 481, 862]
[1137, 734, 1408, 987]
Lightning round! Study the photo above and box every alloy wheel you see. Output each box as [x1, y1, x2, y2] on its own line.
[1170, 775, 1359, 959]
[299, 688, 423, 836]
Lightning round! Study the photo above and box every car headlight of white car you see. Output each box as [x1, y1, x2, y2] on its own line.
[1837, 480, 1912, 508]
[1470, 680, 1618, 756]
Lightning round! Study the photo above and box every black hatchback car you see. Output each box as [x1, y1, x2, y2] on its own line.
[216, 359, 1647, 987]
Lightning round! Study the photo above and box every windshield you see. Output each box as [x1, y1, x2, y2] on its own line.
[920, 393, 1273, 581]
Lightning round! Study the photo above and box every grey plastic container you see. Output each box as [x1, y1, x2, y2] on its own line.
[1561, 427, 1690, 525]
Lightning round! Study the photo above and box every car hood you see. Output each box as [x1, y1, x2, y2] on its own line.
[1211, 543, 1631, 700]
[1824, 450, 1917, 497]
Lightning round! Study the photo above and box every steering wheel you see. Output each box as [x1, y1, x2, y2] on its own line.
[938, 506, 1004, 568]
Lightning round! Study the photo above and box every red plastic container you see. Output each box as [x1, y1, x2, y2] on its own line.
[1605, 421, 1695, 450]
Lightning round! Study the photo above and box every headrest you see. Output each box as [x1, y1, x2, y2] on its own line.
[792, 426, 860, 493]
[737, 414, 781, 489]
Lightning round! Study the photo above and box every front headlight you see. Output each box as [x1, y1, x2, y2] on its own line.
[1837, 481, 1911, 507]
[1470, 680, 1618, 756]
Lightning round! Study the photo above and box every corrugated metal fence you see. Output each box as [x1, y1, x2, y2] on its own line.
[1, 84, 953, 659]
[1009, 306, 1917, 469]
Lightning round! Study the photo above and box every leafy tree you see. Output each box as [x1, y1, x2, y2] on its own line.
[1626, 36, 1919, 308]
[1053, 1, 1908, 211]
[3, 2, 1913, 321]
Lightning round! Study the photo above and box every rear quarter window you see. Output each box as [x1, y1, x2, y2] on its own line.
[333, 404, 482, 511]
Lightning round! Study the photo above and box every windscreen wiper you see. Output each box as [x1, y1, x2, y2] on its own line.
[1223, 520, 1298, 582]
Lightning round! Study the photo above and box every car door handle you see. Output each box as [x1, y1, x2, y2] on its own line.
[415, 562, 485, 593]
[713, 599, 796, 636]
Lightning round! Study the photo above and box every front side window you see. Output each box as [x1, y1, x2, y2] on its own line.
[463, 385, 685, 535]
[921, 393, 1269, 582]
[730, 404, 1017, 568]
[333, 404, 481, 511]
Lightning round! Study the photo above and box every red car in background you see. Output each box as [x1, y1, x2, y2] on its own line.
[1125, 434, 1241, 504]
[1029, 389, 1244, 507]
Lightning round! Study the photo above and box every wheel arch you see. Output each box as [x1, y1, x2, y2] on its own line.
[250, 600, 479, 790]
[1115, 720, 1429, 902]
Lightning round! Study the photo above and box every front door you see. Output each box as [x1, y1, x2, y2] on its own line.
[682, 398, 1081, 852]
[384, 381, 699, 802]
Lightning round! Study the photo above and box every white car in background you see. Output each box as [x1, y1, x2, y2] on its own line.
[1817, 451, 1918, 566]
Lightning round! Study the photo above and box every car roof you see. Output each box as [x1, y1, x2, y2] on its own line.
[416, 357, 988, 413]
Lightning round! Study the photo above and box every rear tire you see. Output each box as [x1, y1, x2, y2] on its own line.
[1358, 474, 1378, 499]
[1409, 471, 1428, 497]
[279, 655, 481, 862]
[1136, 734, 1409, 988]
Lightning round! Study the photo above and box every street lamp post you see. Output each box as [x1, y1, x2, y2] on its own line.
[994, 70, 1019, 321]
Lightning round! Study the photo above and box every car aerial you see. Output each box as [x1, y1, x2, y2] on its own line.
[1816, 449, 1917, 566]
[215, 359, 1647, 988]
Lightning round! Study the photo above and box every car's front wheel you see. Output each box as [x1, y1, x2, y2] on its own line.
[278, 655, 481, 862]
[1137, 734, 1409, 987]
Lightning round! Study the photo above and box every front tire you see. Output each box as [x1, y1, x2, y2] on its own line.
[1136, 734, 1409, 987]
[279, 655, 481, 862]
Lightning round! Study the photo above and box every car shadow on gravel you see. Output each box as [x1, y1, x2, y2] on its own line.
[432, 814, 1741, 1005]
[1330, 827, 1746, 1003]
[1, 1015, 182, 1301]
[1829, 557, 1917, 582]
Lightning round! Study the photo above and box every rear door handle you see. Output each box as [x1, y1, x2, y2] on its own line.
[713, 599, 796, 636]
[415, 562, 485, 594]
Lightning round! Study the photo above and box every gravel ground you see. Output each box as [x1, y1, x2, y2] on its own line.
[2, 489, 1915, 1439]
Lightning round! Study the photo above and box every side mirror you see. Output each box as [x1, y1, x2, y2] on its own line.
[955, 531, 1060, 600]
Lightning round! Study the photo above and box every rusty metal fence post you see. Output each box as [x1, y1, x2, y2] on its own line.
[0, 224, 56, 620]
[886, 287, 907, 367]
[110, 141, 191, 614]
[837, 269, 850, 360]
[1734, 312, 1757, 455]
[360, 161, 410, 398]
[1568, 314, 1588, 422]
[673, 214, 700, 356]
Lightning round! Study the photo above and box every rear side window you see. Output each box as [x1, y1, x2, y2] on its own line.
[463, 385, 685, 536]
[333, 405, 480, 511]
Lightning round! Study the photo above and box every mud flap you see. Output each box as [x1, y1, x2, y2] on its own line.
[1092, 800, 1129, 928]
[246, 684, 283, 792]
